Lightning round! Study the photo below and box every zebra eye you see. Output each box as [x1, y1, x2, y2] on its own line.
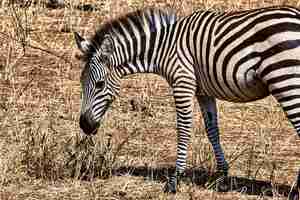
[95, 80, 105, 90]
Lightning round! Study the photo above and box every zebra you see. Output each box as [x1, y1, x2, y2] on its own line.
[75, 6, 300, 197]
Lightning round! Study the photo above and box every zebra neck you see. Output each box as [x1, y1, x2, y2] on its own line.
[107, 12, 179, 80]
[115, 62, 159, 77]
[106, 67, 122, 96]
[110, 36, 164, 77]
[110, 28, 176, 79]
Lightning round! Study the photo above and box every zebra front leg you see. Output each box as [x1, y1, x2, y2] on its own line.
[163, 86, 194, 193]
[197, 96, 229, 175]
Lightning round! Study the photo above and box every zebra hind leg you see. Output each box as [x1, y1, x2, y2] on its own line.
[289, 170, 300, 200]
[288, 154, 300, 200]
[197, 96, 229, 177]
[272, 95, 300, 200]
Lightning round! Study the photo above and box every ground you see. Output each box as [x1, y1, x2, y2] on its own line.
[0, 0, 299, 199]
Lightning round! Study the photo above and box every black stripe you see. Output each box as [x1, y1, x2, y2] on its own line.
[278, 95, 300, 102]
[267, 74, 300, 85]
[271, 85, 300, 94]
[286, 112, 300, 120]
[283, 103, 300, 112]
[176, 114, 193, 120]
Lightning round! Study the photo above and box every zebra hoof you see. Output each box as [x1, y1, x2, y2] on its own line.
[163, 177, 177, 193]
[207, 174, 229, 192]
[288, 170, 300, 200]
[216, 161, 229, 176]
[206, 168, 229, 192]
[288, 179, 299, 200]
[288, 189, 299, 200]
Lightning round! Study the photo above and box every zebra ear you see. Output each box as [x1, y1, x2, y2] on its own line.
[100, 35, 115, 58]
[74, 32, 93, 54]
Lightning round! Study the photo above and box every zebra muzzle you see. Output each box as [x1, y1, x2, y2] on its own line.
[79, 114, 98, 135]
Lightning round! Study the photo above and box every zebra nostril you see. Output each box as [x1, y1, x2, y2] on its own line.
[80, 114, 98, 135]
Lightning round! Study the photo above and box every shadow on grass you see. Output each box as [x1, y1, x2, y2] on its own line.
[112, 166, 297, 198]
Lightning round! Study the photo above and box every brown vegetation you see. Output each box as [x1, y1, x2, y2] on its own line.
[0, 0, 299, 199]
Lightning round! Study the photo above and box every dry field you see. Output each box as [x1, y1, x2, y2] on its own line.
[0, 0, 300, 199]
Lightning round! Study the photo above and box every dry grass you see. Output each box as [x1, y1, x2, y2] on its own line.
[0, 0, 300, 199]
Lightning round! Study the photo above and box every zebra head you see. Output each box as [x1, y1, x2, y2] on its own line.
[75, 32, 117, 135]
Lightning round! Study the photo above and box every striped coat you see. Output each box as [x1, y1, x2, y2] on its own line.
[75, 6, 300, 197]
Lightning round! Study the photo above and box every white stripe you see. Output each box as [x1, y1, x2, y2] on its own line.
[273, 88, 300, 100]
[286, 107, 300, 115]
[269, 77, 300, 91]
[264, 69, 299, 83]
[281, 98, 300, 107]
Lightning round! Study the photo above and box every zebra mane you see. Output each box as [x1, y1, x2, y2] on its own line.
[91, 8, 177, 46]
